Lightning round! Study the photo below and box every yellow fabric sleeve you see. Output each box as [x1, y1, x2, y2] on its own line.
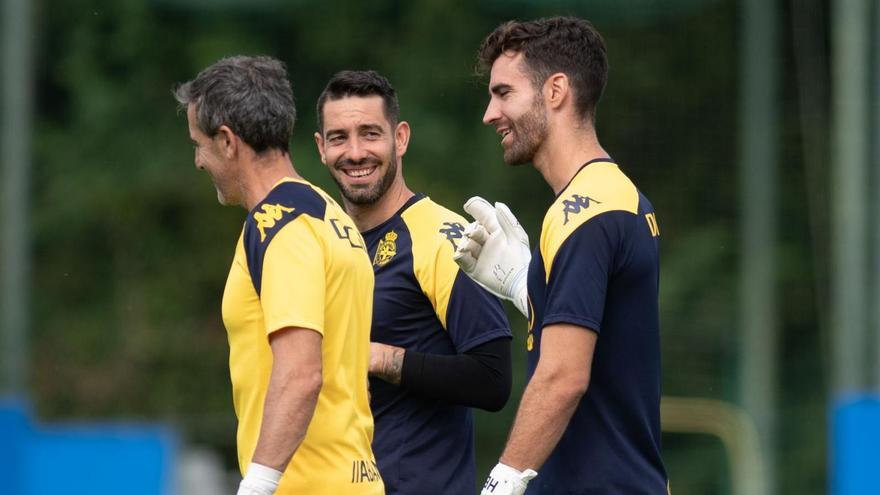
[259, 216, 326, 336]
[541, 162, 639, 281]
[402, 200, 463, 330]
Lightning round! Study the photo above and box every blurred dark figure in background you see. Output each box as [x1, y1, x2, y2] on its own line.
[174, 56, 383, 495]
[314, 70, 512, 494]
[454, 17, 669, 495]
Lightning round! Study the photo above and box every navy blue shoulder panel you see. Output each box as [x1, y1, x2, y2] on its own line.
[242, 181, 327, 296]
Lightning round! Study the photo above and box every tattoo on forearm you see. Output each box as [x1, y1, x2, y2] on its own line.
[378, 348, 405, 385]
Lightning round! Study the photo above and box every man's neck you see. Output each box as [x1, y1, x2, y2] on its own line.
[346, 176, 414, 232]
[533, 121, 608, 195]
[239, 151, 300, 211]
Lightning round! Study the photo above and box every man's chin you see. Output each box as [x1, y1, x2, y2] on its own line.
[333, 160, 397, 206]
[216, 189, 240, 207]
[332, 179, 377, 205]
[342, 189, 380, 206]
[503, 150, 533, 166]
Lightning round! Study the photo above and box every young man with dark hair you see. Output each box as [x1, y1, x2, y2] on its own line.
[454, 17, 669, 494]
[314, 70, 513, 495]
[174, 56, 383, 495]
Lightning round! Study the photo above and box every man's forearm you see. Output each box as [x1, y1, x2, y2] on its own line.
[252, 368, 322, 470]
[370, 339, 513, 411]
[496, 324, 595, 472]
[499, 371, 584, 471]
[251, 327, 324, 473]
[370, 342, 405, 385]
[401, 338, 511, 411]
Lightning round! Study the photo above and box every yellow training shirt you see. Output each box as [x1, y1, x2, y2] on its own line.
[221, 178, 383, 494]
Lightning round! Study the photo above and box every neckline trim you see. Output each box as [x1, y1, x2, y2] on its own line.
[555, 158, 617, 199]
[361, 193, 426, 236]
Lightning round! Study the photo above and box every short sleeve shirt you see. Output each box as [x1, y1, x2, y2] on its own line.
[524, 161, 667, 494]
[363, 194, 511, 495]
[222, 178, 383, 494]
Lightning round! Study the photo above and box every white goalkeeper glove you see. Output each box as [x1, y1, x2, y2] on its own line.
[236, 462, 282, 495]
[480, 462, 538, 495]
[453, 197, 530, 318]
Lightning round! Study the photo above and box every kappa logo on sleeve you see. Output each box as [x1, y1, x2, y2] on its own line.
[254, 204, 295, 241]
[439, 221, 465, 249]
[561, 194, 601, 225]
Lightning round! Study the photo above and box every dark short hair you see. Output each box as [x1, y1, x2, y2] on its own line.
[477, 16, 608, 121]
[316, 70, 400, 132]
[173, 55, 295, 153]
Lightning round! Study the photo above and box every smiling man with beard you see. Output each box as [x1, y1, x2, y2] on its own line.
[314, 70, 513, 495]
[453, 17, 669, 495]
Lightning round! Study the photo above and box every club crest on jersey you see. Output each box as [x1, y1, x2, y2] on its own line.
[373, 230, 398, 267]
[562, 194, 601, 225]
[254, 204, 295, 241]
[439, 221, 465, 249]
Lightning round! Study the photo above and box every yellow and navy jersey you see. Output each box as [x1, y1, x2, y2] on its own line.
[525, 160, 667, 494]
[362, 194, 510, 495]
[221, 178, 383, 494]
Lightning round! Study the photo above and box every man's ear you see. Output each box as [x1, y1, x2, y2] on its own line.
[395, 121, 411, 158]
[314, 131, 327, 165]
[544, 72, 569, 111]
[215, 125, 238, 159]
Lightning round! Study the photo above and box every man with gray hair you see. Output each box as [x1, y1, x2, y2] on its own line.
[174, 55, 383, 495]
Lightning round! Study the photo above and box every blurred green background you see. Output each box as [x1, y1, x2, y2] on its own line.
[3, 0, 865, 493]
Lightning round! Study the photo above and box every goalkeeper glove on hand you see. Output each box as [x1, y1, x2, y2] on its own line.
[480, 463, 538, 495]
[236, 462, 282, 495]
[453, 196, 530, 317]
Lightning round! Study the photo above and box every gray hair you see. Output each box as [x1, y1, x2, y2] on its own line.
[174, 55, 295, 153]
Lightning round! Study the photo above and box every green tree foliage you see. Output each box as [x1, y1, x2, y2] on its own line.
[24, 0, 826, 493]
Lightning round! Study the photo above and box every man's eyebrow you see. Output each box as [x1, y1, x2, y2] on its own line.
[490, 83, 511, 95]
[358, 123, 384, 132]
[324, 128, 347, 137]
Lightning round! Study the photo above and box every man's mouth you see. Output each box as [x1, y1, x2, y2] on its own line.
[342, 165, 378, 178]
[499, 127, 512, 145]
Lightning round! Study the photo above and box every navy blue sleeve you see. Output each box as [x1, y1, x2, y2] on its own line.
[445, 271, 512, 352]
[542, 212, 626, 333]
[400, 337, 512, 411]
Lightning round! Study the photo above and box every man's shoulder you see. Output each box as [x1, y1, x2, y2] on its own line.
[400, 196, 468, 254]
[254, 179, 327, 220]
[542, 161, 639, 250]
[244, 179, 332, 243]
